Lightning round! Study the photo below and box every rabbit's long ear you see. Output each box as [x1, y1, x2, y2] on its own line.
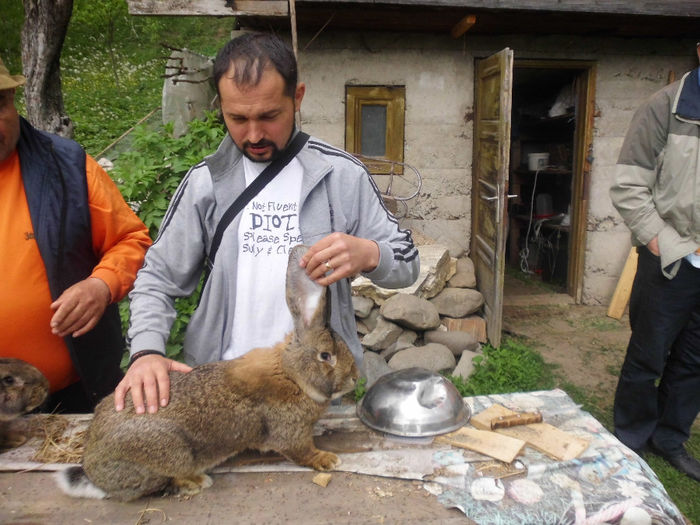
[286, 245, 327, 334]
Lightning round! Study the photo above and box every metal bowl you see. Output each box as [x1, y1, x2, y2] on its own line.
[357, 367, 470, 437]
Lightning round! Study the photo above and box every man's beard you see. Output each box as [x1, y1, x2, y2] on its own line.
[242, 139, 280, 163]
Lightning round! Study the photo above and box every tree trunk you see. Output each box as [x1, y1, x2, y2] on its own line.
[21, 0, 74, 137]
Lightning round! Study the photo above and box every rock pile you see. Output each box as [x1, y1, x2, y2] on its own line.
[352, 244, 487, 388]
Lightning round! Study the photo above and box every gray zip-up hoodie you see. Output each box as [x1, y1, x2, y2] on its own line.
[610, 67, 700, 278]
[127, 133, 420, 366]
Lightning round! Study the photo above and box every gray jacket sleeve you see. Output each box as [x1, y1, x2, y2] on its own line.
[127, 166, 215, 355]
[609, 86, 671, 247]
[343, 162, 420, 288]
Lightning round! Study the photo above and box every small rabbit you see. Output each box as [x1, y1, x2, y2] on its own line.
[56, 245, 359, 501]
[0, 358, 49, 449]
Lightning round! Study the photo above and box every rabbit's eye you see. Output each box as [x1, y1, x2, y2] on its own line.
[320, 352, 332, 362]
[2, 375, 15, 386]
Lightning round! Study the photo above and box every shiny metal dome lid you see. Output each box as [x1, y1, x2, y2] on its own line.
[357, 367, 470, 437]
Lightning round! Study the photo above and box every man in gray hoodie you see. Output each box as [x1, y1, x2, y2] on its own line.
[609, 42, 700, 481]
[114, 33, 419, 414]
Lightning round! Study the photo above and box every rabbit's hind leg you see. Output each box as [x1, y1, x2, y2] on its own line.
[86, 459, 170, 502]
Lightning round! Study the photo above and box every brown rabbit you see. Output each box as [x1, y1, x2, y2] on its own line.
[0, 358, 49, 449]
[56, 245, 359, 501]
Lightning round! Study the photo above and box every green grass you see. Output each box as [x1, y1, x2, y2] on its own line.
[448, 337, 556, 396]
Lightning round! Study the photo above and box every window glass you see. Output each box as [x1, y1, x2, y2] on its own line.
[360, 104, 387, 156]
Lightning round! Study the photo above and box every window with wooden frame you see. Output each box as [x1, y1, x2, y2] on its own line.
[345, 86, 405, 174]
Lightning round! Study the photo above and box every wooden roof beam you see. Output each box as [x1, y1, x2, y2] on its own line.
[451, 14, 476, 38]
[127, 0, 288, 17]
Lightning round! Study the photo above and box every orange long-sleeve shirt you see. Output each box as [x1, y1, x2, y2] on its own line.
[0, 150, 151, 392]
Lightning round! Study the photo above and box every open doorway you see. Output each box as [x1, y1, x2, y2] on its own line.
[504, 61, 595, 302]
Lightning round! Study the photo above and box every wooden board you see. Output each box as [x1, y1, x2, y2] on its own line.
[470, 404, 589, 461]
[607, 247, 638, 320]
[126, 0, 287, 17]
[497, 423, 589, 461]
[436, 427, 525, 463]
[470, 403, 516, 430]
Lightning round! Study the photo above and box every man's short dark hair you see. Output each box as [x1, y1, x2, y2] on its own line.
[213, 32, 298, 98]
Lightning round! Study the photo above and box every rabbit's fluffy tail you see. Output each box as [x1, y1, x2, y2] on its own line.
[55, 466, 107, 499]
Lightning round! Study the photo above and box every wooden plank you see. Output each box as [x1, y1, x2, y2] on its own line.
[470, 404, 589, 461]
[127, 0, 288, 16]
[302, 1, 700, 18]
[497, 423, 589, 461]
[450, 14, 476, 38]
[470, 403, 514, 431]
[436, 427, 525, 463]
[606, 247, 637, 320]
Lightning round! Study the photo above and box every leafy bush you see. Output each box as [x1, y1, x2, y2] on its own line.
[447, 337, 555, 396]
[353, 377, 368, 401]
[113, 111, 226, 362]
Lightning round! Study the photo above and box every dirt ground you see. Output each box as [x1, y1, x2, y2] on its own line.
[504, 301, 631, 396]
[502, 272, 631, 398]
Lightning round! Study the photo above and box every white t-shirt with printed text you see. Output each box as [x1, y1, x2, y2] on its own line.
[222, 156, 303, 360]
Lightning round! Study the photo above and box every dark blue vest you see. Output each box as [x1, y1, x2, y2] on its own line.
[17, 117, 123, 406]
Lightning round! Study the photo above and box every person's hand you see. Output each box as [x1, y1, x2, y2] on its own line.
[647, 236, 660, 256]
[299, 233, 380, 286]
[114, 354, 192, 414]
[50, 277, 111, 338]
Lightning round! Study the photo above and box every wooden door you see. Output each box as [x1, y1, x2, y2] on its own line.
[470, 48, 514, 348]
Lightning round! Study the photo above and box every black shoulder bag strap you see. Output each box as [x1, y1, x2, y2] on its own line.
[205, 131, 310, 276]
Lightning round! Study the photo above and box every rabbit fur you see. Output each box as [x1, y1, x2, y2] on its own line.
[56, 245, 359, 501]
[0, 358, 49, 449]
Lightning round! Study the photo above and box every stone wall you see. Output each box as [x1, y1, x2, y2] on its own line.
[297, 31, 697, 304]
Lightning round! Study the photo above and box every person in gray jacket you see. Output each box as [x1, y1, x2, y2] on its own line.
[609, 42, 700, 482]
[115, 33, 419, 414]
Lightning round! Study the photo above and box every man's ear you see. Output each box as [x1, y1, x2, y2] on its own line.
[294, 82, 306, 112]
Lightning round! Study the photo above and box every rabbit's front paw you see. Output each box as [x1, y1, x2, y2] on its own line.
[309, 450, 340, 471]
[169, 473, 213, 499]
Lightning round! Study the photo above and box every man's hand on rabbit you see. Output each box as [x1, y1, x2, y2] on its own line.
[114, 355, 192, 414]
[300, 233, 379, 286]
[50, 277, 111, 338]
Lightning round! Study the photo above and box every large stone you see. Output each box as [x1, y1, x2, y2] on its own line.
[362, 351, 392, 388]
[363, 308, 381, 332]
[451, 348, 483, 380]
[380, 293, 441, 331]
[448, 257, 477, 288]
[387, 343, 456, 372]
[352, 295, 375, 318]
[443, 315, 488, 343]
[379, 340, 413, 361]
[429, 288, 484, 318]
[162, 49, 216, 137]
[423, 330, 479, 355]
[361, 316, 403, 351]
[351, 244, 455, 303]
[397, 330, 418, 345]
[356, 319, 370, 335]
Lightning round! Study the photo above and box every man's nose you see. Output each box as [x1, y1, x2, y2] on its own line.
[247, 121, 264, 143]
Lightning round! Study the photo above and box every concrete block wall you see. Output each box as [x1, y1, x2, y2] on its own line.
[297, 30, 697, 304]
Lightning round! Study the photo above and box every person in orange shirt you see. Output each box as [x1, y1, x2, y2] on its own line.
[0, 57, 152, 413]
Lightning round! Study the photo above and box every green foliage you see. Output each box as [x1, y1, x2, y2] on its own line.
[0, 2, 232, 155]
[447, 337, 555, 396]
[112, 111, 226, 236]
[353, 377, 368, 401]
[113, 111, 225, 362]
